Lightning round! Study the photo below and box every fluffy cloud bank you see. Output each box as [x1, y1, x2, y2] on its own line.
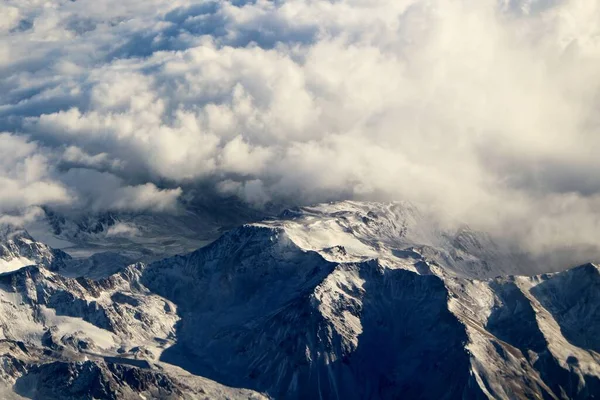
[0, 0, 599, 257]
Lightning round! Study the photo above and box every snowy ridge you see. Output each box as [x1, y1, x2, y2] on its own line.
[0, 226, 71, 274]
[258, 201, 533, 277]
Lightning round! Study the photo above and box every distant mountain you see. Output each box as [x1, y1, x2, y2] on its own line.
[29, 201, 266, 262]
[0, 201, 598, 399]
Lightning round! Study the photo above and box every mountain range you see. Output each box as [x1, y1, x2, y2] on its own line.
[0, 201, 598, 399]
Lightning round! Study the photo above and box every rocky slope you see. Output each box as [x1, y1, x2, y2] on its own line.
[0, 201, 599, 399]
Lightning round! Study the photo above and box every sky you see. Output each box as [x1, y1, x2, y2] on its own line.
[0, 0, 599, 258]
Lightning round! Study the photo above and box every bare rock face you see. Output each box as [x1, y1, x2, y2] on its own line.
[0, 202, 599, 399]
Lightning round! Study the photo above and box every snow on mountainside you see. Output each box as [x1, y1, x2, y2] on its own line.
[0, 226, 71, 273]
[0, 201, 599, 399]
[264, 201, 539, 278]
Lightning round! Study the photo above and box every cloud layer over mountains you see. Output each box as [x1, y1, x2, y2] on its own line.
[0, 0, 599, 257]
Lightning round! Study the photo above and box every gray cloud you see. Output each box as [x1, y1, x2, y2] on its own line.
[0, 0, 599, 259]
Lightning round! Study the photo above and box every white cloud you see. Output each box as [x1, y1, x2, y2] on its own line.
[107, 184, 182, 212]
[106, 222, 141, 238]
[0, 5, 20, 33]
[0, 207, 45, 228]
[61, 146, 123, 171]
[0, 133, 72, 213]
[59, 169, 182, 212]
[0, 0, 599, 259]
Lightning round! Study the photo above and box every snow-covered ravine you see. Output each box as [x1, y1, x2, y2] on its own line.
[0, 201, 598, 399]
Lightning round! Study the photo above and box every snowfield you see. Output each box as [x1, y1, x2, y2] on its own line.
[0, 257, 34, 274]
